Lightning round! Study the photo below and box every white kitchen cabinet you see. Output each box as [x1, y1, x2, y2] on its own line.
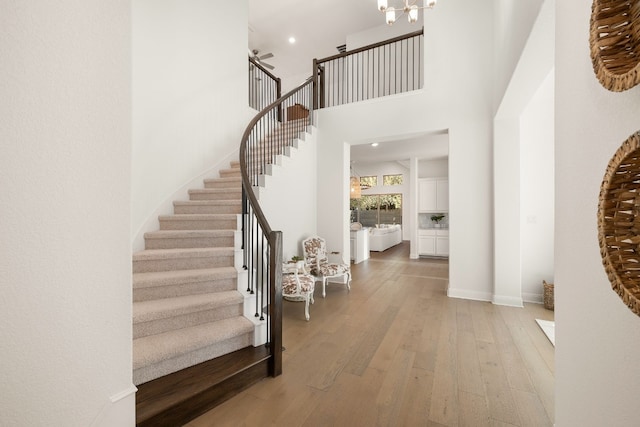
[418, 178, 448, 212]
[350, 229, 370, 264]
[418, 229, 449, 257]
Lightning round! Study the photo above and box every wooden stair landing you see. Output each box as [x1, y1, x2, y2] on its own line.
[136, 345, 270, 426]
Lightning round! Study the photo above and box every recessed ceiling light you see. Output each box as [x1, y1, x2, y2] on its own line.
[371, 143, 379, 147]
[288, 36, 296, 44]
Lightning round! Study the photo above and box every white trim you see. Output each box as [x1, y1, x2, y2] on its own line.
[447, 287, 492, 302]
[110, 384, 138, 403]
[90, 385, 137, 427]
[492, 294, 524, 307]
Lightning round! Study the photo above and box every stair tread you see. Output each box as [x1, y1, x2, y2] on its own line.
[133, 267, 237, 288]
[203, 177, 241, 183]
[133, 291, 242, 323]
[189, 188, 240, 193]
[145, 229, 234, 238]
[133, 316, 254, 369]
[158, 213, 237, 220]
[174, 200, 241, 206]
[133, 247, 234, 261]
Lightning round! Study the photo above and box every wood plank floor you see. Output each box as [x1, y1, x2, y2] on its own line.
[186, 242, 555, 426]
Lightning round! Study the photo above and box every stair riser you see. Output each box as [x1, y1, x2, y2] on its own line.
[134, 304, 243, 339]
[189, 191, 241, 201]
[145, 236, 234, 250]
[203, 180, 241, 189]
[219, 169, 241, 178]
[159, 219, 237, 231]
[133, 255, 234, 273]
[133, 278, 236, 302]
[134, 333, 253, 385]
[174, 204, 241, 215]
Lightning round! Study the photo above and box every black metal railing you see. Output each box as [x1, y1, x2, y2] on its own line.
[249, 57, 281, 112]
[239, 78, 314, 377]
[313, 29, 424, 109]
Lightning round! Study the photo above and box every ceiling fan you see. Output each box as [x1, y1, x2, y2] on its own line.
[249, 49, 275, 70]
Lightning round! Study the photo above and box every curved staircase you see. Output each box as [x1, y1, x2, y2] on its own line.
[132, 161, 256, 386]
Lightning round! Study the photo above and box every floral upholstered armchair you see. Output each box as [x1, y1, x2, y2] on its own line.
[302, 236, 351, 298]
[282, 261, 315, 321]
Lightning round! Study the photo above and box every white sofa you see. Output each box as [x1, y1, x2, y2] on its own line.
[369, 224, 402, 252]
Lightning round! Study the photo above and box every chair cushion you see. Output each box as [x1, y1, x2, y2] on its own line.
[313, 262, 349, 277]
[282, 274, 315, 295]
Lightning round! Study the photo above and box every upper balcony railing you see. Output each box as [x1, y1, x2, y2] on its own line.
[313, 29, 424, 109]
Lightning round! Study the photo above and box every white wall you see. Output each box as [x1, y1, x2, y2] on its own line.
[556, 1, 640, 425]
[520, 70, 554, 302]
[253, 129, 318, 261]
[493, 0, 555, 307]
[132, 0, 252, 250]
[0, 2, 134, 426]
[418, 158, 448, 178]
[317, 0, 495, 301]
[493, 0, 545, 108]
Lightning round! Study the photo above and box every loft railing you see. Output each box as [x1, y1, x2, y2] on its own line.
[313, 29, 424, 109]
[239, 78, 314, 377]
[249, 57, 281, 112]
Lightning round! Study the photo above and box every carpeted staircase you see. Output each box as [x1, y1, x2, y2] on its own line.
[132, 118, 312, 425]
[132, 161, 256, 386]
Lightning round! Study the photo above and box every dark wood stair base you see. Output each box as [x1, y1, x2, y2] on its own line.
[136, 346, 271, 426]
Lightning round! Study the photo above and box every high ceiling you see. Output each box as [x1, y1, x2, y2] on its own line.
[248, 0, 444, 163]
[248, 0, 387, 80]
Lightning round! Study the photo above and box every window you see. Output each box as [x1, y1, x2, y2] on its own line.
[350, 193, 402, 227]
[383, 174, 403, 185]
[360, 176, 377, 188]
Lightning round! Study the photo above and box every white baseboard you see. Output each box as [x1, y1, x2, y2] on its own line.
[447, 288, 492, 302]
[492, 294, 524, 307]
[90, 385, 137, 427]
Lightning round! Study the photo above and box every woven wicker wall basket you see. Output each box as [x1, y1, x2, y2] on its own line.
[590, 0, 640, 92]
[598, 131, 640, 316]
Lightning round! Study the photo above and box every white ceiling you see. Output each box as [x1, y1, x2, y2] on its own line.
[350, 131, 449, 163]
[248, 0, 387, 80]
[248, 0, 446, 163]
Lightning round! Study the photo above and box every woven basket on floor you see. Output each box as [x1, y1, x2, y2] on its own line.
[598, 131, 640, 317]
[590, 0, 640, 92]
[543, 281, 554, 311]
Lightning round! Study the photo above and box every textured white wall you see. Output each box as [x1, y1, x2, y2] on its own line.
[0, 1, 134, 425]
[254, 130, 318, 261]
[520, 71, 554, 302]
[132, 0, 252, 248]
[556, 1, 640, 425]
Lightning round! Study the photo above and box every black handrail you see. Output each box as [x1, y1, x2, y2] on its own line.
[239, 77, 314, 377]
[313, 29, 424, 109]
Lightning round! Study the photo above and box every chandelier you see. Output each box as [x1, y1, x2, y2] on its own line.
[377, 0, 437, 25]
[349, 164, 371, 199]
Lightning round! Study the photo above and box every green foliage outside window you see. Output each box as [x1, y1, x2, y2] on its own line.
[360, 176, 377, 188]
[350, 193, 402, 227]
[383, 174, 403, 185]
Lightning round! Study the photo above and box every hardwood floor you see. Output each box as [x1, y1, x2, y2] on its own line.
[186, 242, 555, 426]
